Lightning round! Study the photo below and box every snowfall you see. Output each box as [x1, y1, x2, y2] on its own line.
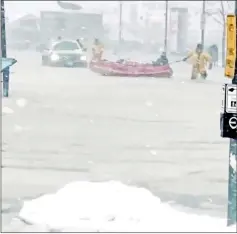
[17, 181, 236, 232]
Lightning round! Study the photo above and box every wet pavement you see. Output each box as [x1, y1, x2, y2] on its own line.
[2, 50, 231, 231]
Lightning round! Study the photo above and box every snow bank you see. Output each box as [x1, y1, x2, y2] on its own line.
[2, 106, 14, 114]
[18, 181, 236, 232]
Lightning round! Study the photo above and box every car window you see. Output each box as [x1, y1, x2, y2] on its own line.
[53, 41, 79, 51]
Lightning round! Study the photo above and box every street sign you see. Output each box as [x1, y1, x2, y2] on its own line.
[220, 84, 237, 139]
[221, 84, 237, 112]
[226, 84, 237, 113]
[220, 112, 237, 139]
[1, 58, 17, 72]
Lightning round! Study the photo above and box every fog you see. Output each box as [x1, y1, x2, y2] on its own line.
[5, 1, 234, 52]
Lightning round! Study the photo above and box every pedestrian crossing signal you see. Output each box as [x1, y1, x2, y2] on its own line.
[225, 15, 236, 79]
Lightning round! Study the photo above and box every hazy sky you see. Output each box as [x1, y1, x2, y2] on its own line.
[5, 1, 106, 20]
[4, 0, 231, 44]
[6, 1, 57, 19]
[5, 1, 203, 19]
[5, 0, 233, 31]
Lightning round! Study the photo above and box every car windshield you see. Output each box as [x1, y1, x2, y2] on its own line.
[53, 41, 79, 51]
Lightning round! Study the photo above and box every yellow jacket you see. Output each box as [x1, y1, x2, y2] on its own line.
[92, 44, 104, 54]
[187, 51, 212, 71]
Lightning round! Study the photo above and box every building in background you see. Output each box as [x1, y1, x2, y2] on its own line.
[7, 14, 40, 49]
[5, 1, 227, 51]
[169, 7, 188, 54]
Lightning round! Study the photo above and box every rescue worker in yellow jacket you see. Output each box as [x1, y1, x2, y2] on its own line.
[183, 43, 212, 80]
[92, 38, 104, 61]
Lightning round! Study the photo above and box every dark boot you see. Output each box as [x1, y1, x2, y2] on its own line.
[201, 71, 207, 79]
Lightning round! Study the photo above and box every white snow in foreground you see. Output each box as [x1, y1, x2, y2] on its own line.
[2, 106, 14, 114]
[18, 181, 236, 232]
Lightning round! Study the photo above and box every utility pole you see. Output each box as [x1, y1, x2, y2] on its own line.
[201, 0, 206, 48]
[164, 0, 168, 54]
[1, 0, 9, 97]
[119, 1, 123, 47]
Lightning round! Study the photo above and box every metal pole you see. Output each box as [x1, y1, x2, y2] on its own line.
[234, 0, 237, 85]
[1, 0, 9, 97]
[227, 0, 237, 227]
[201, 0, 206, 48]
[119, 1, 123, 46]
[164, 0, 168, 54]
[227, 138, 237, 226]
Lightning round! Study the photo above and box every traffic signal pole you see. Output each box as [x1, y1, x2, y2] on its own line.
[221, 9, 237, 227]
[164, 0, 168, 54]
[227, 135, 237, 227]
[118, 1, 123, 47]
[201, 0, 206, 48]
[1, 0, 9, 97]
[226, 0, 237, 226]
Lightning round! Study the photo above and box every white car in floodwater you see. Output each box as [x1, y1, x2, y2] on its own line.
[41, 39, 87, 67]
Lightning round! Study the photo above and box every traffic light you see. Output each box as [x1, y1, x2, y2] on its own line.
[225, 15, 236, 78]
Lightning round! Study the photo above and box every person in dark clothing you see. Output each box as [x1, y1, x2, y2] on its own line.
[117, 59, 126, 64]
[153, 52, 169, 66]
[208, 44, 218, 67]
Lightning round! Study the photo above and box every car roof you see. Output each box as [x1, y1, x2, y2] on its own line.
[52, 39, 78, 47]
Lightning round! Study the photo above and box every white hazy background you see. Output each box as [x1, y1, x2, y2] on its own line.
[5, 1, 235, 46]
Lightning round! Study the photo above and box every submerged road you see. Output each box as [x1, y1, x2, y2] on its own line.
[2, 50, 231, 231]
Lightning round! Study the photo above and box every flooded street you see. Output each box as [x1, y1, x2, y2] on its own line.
[2, 50, 231, 231]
